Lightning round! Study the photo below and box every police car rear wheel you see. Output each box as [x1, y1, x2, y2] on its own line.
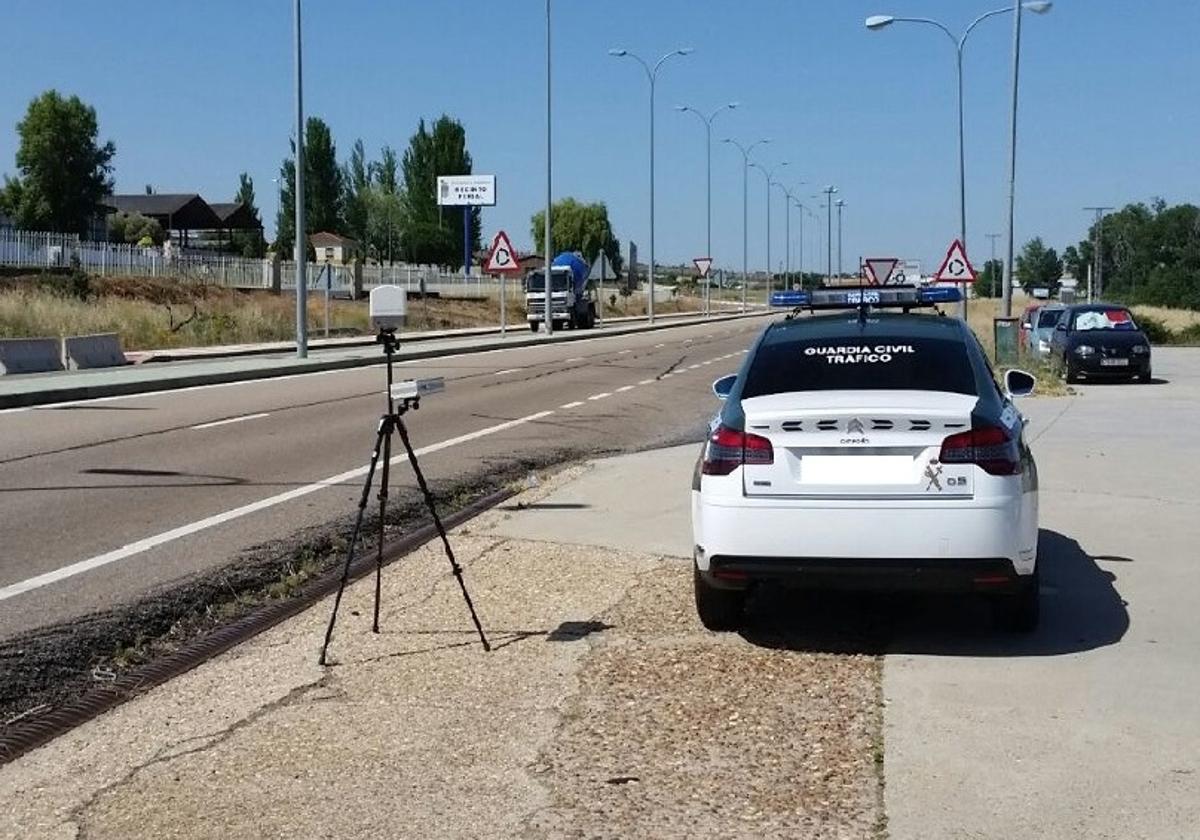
[693, 565, 746, 632]
[992, 565, 1040, 633]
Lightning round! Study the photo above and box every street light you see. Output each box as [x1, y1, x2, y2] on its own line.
[749, 160, 787, 303]
[544, 0, 553, 334]
[677, 102, 737, 316]
[835, 198, 846, 278]
[610, 46, 694, 323]
[866, 2, 1052, 317]
[722, 138, 771, 312]
[771, 183, 805, 288]
[822, 185, 838, 281]
[292, 0, 307, 358]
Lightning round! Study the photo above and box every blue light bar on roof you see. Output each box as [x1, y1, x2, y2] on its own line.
[918, 286, 963, 304]
[770, 290, 810, 307]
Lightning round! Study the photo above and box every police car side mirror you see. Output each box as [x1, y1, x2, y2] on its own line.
[1005, 369, 1036, 399]
[712, 374, 737, 401]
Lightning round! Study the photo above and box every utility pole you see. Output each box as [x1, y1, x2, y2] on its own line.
[823, 186, 837, 281]
[1083, 206, 1113, 300]
[544, 0, 553, 334]
[293, 0, 307, 358]
[835, 199, 846, 278]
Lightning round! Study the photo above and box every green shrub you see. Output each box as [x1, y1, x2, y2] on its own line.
[1135, 313, 1171, 344]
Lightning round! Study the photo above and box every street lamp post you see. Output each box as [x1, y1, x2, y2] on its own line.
[836, 199, 846, 278]
[677, 103, 737, 316]
[610, 47, 694, 323]
[545, 0, 553, 334]
[292, 0, 307, 358]
[822, 186, 837, 281]
[866, 2, 1052, 317]
[723, 138, 771, 313]
[750, 160, 787, 303]
[772, 184, 801, 288]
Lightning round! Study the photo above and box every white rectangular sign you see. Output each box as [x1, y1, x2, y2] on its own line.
[437, 175, 496, 207]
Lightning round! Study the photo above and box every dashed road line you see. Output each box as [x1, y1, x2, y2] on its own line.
[588, 392, 612, 401]
[493, 367, 523, 376]
[190, 412, 270, 430]
[560, 401, 584, 409]
[616, 385, 636, 393]
[638, 379, 655, 386]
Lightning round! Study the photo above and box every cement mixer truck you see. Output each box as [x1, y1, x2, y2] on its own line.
[524, 252, 597, 332]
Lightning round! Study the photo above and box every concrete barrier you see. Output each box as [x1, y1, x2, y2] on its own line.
[0, 337, 64, 375]
[64, 333, 127, 370]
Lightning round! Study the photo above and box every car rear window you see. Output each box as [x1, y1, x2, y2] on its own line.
[1072, 308, 1138, 331]
[1037, 309, 1062, 328]
[742, 335, 977, 397]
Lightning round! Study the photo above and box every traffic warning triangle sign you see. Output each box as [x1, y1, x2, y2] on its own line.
[485, 230, 522, 274]
[933, 239, 976, 283]
[864, 257, 899, 286]
[693, 257, 713, 278]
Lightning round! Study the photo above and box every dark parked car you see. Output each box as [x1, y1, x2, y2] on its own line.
[1049, 304, 1152, 383]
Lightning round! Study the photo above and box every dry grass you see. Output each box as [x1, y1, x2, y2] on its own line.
[1131, 304, 1200, 332]
[0, 273, 731, 352]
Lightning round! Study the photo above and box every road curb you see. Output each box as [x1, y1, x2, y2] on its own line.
[0, 312, 767, 409]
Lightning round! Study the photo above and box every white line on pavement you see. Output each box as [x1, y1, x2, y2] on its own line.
[587, 392, 612, 401]
[564, 357, 583, 363]
[655, 343, 666, 348]
[688, 364, 702, 370]
[616, 385, 636, 393]
[618, 349, 631, 355]
[638, 379, 655, 386]
[0, 410, 556, 602]
[190, 412, 271, 430]
[560, 401, 584, 409]
[493, 367, 524, 376]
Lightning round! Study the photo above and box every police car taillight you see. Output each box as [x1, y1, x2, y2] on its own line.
[702, 424, 774, 476]
[938, 424, 1021, 476]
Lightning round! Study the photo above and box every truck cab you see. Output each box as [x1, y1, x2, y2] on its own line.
[525, 254, 597, 332]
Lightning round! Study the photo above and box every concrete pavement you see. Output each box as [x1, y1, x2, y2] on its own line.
[884, 346, 1200, 839]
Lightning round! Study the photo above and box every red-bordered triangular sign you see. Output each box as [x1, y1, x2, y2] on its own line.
[485, 230, 523, 274]
[933, 239, 976, 283]
[864, 257, 899, 286]
[693, 257, 713, 278]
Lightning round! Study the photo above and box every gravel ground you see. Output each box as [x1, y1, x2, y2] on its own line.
[0, 464, 883, 839]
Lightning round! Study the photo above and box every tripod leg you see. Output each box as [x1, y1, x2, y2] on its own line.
[319, 419, 388, 666]
[393, 416, 491, 652]
[373, 425, 393, 633]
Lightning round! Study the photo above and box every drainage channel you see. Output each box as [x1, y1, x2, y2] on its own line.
[0, 486, 515, 766]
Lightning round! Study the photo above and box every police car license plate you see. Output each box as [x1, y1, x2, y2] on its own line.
[1100, 358, 1129, 367]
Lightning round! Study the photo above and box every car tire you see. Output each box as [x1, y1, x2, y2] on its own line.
[693, 565, 746, 632]
[1138, 369, 1153, 383]
[1064, 363, 1081, 384]
[993, 566, 1040, 633]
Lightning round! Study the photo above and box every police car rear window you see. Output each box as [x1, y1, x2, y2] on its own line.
[742, 336, 977, 396]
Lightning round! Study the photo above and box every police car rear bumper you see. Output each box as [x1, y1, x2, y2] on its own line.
[693, 495, 1030, 589]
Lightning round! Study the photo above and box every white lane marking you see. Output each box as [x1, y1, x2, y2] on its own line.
[0, 410, 556, 602]
[638, 379, 655, 386]
[618, 349, 632, 355]
[190, 412, 271, 430]
[565, 357, 583, 363]
[616, 385, 636, 393]
[560, 401, 584, 409]
[661, 373, 674, 379]
[493, 367, 524, 376]
[688, 364, 702, 370]
[587, 392, 612, 401]
[655, 343, 666, 348]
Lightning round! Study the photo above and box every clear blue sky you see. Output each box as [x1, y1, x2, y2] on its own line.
[3, 1, 1197, 275]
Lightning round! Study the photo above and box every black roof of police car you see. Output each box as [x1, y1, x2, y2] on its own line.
[761, 311, 970, 344]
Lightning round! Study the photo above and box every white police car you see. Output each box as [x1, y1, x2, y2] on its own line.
[691, 287, 1040, 632]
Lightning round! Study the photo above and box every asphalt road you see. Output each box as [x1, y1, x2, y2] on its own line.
[0, 317, 766, 641]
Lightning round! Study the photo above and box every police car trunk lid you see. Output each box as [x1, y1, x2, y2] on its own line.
[739, 390, 977, 499]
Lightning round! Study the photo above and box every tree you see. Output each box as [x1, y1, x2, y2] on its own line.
[0, 90, 115, 233]
[232, 172, 264, 258]
[975, 258, 1003, 298]
[530, 198, 623, 277]
[1015, 237, 1063, 295]
[400, 116, 480, 267]
[370, 145, 399, 195]
[108, 212, 164, 245]
[363, 186, 406, 264]
[274, 116, 344, 256]
[342, 138, 371, 247]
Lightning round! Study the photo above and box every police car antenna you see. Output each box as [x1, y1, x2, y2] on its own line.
[318, 327, 490, 666]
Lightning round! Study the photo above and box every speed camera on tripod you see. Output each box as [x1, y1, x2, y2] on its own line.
[370, 285, 408, 332]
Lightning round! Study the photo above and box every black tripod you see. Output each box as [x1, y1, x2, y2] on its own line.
[319, 330, 490, 665]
